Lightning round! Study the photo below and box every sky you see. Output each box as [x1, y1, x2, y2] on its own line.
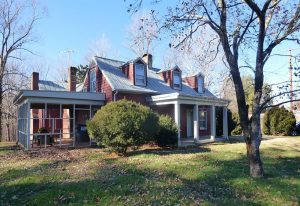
[23, 0, 300, 97]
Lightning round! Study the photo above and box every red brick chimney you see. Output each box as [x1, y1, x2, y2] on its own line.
[31, 72, 39, 90]
[183, 76, 197, 91]
[68, 67, 77, 91]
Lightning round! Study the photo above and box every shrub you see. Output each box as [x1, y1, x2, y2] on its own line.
[87, 99, 159, 155]
[263, 106, 296, 136]
[231, 113, 242, 135]
[155, 115, 178, 147]
[216, 107, 235, 136]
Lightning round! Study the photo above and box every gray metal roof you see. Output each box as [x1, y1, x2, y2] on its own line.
[38, 80, 67, 91]
[93, 56, 216, 98]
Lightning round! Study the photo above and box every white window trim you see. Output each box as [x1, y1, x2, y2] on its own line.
[173, 70, 181, 90]
[199, 110, 207, 130]
[89, 70, 96, 92]
[135, 63, 146, 86]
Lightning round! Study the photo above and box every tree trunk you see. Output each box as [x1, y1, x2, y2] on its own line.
[246, 111, 264, 177]
[0, 83, 2, 142]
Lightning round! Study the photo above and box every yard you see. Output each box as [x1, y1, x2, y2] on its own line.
[0, 137, 299, 206]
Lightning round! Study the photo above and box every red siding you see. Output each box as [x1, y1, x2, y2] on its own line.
[122, 63, 135, 84]
[199, 106, 211, 136]
[151, 105, 174, 118]
[116, 92, 148, 105]
[160, 70, 172, 87]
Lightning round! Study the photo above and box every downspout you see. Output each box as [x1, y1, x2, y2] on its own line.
[113, 90, 119, 102]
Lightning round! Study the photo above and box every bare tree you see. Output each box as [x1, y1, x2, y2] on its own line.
[0, 0, 42, 141]
[128, 0, 300, 177]
[86, 34, 111, 60]
[126, 10, 158, 56]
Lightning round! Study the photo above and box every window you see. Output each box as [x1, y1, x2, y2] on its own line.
[89, 70, 96, 92]
[173, 71, 181, 89]
[199, 111, 207, 130]
[135, 64, 146, 86]
[198, 76, 204, 93]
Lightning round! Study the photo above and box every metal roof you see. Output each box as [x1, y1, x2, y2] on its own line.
[38, 80, 67, 91]
[93, 56, 216, 98]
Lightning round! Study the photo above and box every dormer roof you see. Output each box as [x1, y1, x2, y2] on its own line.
[157, 65, 182, 73]
[93, 56, 216, 98]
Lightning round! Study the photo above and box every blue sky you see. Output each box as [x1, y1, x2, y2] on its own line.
[25, 0, 300, 90]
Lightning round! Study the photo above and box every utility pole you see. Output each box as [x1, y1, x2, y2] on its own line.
[61, 50, 75, 68]
[289, 49, 293, 112]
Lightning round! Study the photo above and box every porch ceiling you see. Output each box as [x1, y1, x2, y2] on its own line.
[13, 90, 105, 106]
[146, 92, 229, 107]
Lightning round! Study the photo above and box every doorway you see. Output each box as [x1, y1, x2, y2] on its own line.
[186, 110, 194, 138]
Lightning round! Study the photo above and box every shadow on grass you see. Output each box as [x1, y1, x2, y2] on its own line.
[1, 146, 299, 206]
[126, 146, 211, 157]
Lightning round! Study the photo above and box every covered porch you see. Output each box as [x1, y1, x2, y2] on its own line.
[147, 93, 230, 146]
[14, 90, 105, 150]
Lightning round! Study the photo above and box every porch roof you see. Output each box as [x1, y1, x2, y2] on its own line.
[13, 90, 106, 106]
[146, 92, 230, 107]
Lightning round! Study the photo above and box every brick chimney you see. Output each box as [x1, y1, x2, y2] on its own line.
[68, 67, 77, 91]
[142, 53, 153, 69]
[183, 76, 197, 91]
[31, 72, 39, 90]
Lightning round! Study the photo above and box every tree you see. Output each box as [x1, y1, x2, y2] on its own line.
[127, 0, 300, 177]
[0, 0, 42, 141]
[126, 10, 158, 56]
[76, 64, 88, 84]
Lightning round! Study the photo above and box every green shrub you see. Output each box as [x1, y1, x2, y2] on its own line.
[87, 99, 159, 155]
[263, 106, 296, 136]
[231, 113, 242, 135]
[216, 107, 235, 136]
[155, 115, 178, 147]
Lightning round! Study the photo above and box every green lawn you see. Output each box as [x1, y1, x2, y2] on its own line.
[0, 137, 299, 206]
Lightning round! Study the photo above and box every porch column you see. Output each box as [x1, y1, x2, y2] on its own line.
[89, 104, 92, 146]
[26, 102, 31, 150]
[73, 104, 76, 147]
[223, 107, 229, 139]
[193, 104, 199, 142]
[210, 105, 216, 141]
[174, 102, 181, 146]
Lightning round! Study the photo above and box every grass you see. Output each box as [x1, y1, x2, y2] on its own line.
[0, 137, 299, 206]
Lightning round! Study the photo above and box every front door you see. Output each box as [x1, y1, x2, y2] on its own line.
[186, 110, 194, 137]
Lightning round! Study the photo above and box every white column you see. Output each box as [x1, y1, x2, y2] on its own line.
[26, 102, 31, 150]
[174, 102, 181, 146]
[73, 104, 76, 147]
[193, 104, 199, 142]
[210, 105, 216, 141]
[59, 104, 62, 147]
[89, 104, 92, 146]
[223, 107, 229, 139]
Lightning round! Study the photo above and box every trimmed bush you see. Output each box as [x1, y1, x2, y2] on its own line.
[216, 107, 235, 136]
[155, 115, 178, 147]
[231, 113, 242, 135]
[87, 99, 159, 155]
[263, 106, 296, 136]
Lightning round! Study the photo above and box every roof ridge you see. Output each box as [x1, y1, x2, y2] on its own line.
[94, 56, 125, 64]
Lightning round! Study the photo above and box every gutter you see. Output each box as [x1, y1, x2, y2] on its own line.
[113, 90, 119, 102]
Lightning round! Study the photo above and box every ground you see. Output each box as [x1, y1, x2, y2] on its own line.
[0, 137, 299, 206]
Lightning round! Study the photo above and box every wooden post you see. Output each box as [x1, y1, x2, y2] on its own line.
[193, 104, 199, 142]
[26, 102, 31, 150]
[59, 104, 62, 147]
[223, 107, 229, 139]
[174, 102, 181, 146]
[89, 104, 92, 146]
[210, 105, 216, 141]
[73, 104, 76, 147]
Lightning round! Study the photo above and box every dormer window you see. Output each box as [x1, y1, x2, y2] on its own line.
[197, 75, 204, 93]
[135, 63, 146, 86]
[89, 69, 96, 92]
[173, 70, 181, 90]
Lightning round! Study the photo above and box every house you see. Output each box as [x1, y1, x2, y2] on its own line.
[14, 54, 229, 150]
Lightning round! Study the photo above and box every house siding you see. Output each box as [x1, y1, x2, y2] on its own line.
[116, 92, 148, 105]
[199, 106, 211, 136]
[183, 76, 197, 92]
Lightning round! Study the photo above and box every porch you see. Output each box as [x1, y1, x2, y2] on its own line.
[147, 93, 230, 147]
[13, 90, 105, 150]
